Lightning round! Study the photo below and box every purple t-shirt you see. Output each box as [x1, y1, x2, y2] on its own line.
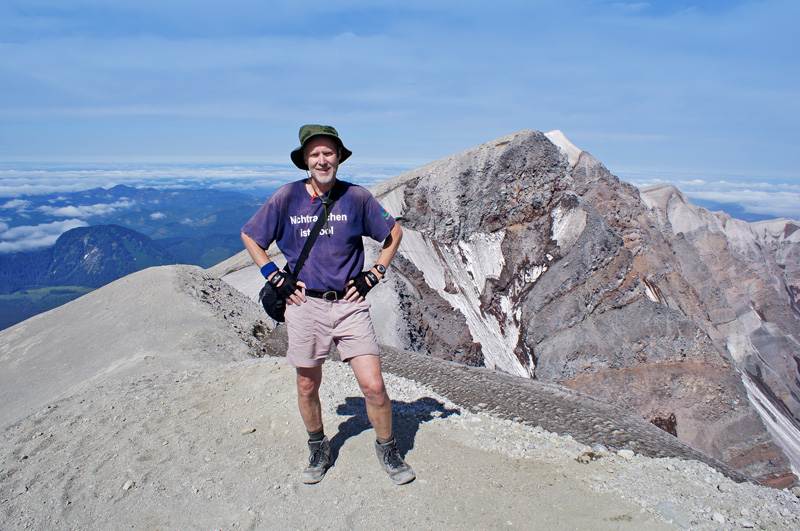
[242, 179, 395, 292]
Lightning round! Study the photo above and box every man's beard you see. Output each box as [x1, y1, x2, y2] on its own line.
[310, 167, 337, 186]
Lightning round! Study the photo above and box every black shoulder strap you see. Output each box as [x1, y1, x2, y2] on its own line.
[288, 195, 337, 277]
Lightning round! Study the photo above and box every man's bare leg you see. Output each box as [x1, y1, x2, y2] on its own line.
[295, 365, 331, 484]
[296, 366, 324, 432]
[349, 354, 392, 440]
[349, 353, 415, 484]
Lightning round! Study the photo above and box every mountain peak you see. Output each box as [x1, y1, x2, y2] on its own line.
[544, 129, 583, 166]
[363, 129, 800, 485]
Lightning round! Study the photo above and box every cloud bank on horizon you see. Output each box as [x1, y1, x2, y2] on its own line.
[0, 162, 410, 253]
[0, 219, 88, 254]
[0, 0, 797, 220]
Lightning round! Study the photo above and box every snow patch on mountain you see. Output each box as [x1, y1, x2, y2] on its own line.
[545, 129, 583, 167]
[551, 201, 587, 250]
[401, 228, 529, 377]
[742, 375, 800, 476]
[509, 264, 548, 301]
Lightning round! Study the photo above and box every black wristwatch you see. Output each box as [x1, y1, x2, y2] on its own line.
[269, 272, 282, 286]
[374, 264, 387, 275]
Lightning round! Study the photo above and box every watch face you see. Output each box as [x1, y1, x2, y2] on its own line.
[375, 264, 386, 274]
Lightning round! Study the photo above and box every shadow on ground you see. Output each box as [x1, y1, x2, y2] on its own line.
[328, 396, 460, 465]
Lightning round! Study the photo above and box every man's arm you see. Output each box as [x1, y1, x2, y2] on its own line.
[373, 222, 403, 278]
[241, 231, 270, 269]
[344, 222, 403, 302]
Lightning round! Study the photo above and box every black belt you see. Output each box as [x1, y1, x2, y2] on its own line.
[305, 289, 347, 301]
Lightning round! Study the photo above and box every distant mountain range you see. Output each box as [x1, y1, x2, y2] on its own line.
[0, 185, 267, 329]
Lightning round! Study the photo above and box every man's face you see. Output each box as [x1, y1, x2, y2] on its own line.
[304, 136, 340, 186]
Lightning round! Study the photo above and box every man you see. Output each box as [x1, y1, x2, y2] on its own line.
[241, 125, 414, 485]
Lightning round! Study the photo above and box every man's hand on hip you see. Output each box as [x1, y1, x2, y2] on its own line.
[344, 270, 379, 303]
[269, 270, 307, 305]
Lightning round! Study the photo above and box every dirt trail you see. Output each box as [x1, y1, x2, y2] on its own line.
[1, 356, 670, 530]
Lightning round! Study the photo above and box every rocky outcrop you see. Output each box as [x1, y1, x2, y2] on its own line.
[639, 185, 800, 423]
[368, 129, 798, 486]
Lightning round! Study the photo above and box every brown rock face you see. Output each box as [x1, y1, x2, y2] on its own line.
[562, 362, 793, 483]
[369, 129, 799, 485]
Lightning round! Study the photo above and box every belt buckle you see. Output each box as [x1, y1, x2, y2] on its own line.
[322, 290, 339, 302]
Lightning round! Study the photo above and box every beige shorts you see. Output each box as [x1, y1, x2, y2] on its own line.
[284, 297, 380, 368]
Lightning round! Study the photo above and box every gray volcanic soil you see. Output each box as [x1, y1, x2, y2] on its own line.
[1, 265, 799, 530]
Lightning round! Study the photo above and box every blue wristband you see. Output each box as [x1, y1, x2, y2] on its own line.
[260, 262, 279, 279]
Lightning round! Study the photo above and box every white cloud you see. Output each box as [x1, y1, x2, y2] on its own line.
[150, 211, 166, 219]
[0, 219, 89, 253]
[0, 182, 103, 198]
[36, 200, 136, 218]
[1, 199, 32, 210]
[0, 161, 414, 198]
[622, 171, 800, 220]
[1, 158, 796, 231]
[0, 163, 302, 196]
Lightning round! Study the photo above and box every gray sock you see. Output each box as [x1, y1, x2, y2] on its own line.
[308, 427, 325, 442]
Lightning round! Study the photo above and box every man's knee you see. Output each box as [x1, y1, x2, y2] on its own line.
[297, 382, 319, 401]
[360, 378, 388, 405]
[296, 367, 322, 400]
[349, 354, 388, 404]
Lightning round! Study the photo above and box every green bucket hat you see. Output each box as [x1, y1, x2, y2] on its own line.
[290, 124, 352, 170]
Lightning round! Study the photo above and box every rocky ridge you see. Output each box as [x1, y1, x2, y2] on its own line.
[360, 129, 799, 486]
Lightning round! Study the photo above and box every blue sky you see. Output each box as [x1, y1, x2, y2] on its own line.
[1, 0, 798, 219]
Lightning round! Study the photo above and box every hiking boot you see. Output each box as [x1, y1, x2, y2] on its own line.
[375, 438, 415, 485]
[302, 436, 331, 484]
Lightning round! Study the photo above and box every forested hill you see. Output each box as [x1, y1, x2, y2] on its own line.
[0, 225, 176, 293]
[1, 184, 265, 268]
[0, 185, 269, 330]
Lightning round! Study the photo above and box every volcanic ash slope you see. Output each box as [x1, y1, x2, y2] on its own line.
[3, 265, 800, 529]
